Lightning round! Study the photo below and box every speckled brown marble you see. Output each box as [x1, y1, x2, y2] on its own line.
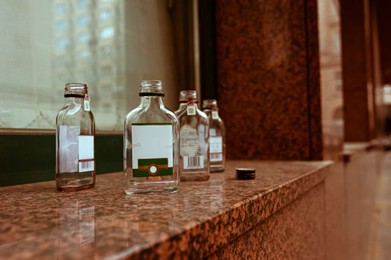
[210, 183, 326, 259]
[216, 0, 322, 160]
[0, 160, 331, 259]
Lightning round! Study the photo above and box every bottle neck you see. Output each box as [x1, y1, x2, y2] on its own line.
[186, 98, 198, 106]
[140, 95, 164, 108]
[64, 95, 84, 105]
[178, 102, 187, 111]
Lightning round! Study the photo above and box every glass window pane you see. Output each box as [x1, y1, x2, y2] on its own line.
[0, 0, 180, 131]
[100, 27, 114, 39]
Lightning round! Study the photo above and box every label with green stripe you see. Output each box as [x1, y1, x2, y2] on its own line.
[133, 158, 173, 177]
[131, 124, 173, 178]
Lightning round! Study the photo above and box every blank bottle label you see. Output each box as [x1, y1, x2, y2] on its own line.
[212, 111, 219, 119]
[58, 126, 80, 173]
[84, 95, 91, 111]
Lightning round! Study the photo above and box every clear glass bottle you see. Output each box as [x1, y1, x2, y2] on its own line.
[176, 91, 188, 114]
[202, 99, 225, 172]
[175, 90, 210, 181]
[56, 83, 95, 191]
[124, 80, 180, 195]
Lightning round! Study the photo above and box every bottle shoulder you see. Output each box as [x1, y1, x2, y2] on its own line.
[125, 105, 178, 125]
[56, 103, 94, 125]
[176, 106, 208, 119]
[196, 108, 208, 119]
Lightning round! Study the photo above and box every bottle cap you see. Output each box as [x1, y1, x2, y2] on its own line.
[179, 90, 198, 102]
[202, 99, 218, 109]
[140, 80, 164, 96]
[64, 83, 88, 98]
[236, 168, 256, 180]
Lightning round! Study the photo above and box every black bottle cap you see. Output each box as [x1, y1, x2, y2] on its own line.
[236, 168, 256, 180]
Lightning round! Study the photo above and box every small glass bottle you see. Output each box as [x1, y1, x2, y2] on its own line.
[175, 90, 210, 181]
[56, 83, 95, 191]
[176, 91, 188, 114]
[124, 80, 180, 195]
[202, 99, 225, 172]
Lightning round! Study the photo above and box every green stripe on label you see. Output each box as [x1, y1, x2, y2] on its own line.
[138, 158, 168, 166]
[132, 123, 172, 126]
[133, 158, 172, 177]
[133, 167, 173, 177]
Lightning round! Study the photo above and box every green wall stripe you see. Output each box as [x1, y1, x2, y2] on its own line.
[0, 134, 122, 187]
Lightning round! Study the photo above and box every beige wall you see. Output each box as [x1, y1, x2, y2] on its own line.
[318, 0, 344, 159]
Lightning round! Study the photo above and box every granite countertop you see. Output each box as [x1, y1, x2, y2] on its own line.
[0, 160, 331, 259]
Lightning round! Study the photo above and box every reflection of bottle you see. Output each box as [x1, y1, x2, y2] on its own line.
[56, 83, 95, 191]
[202, 99, 225, 172]
[124, 80, 180, 194]
[57, 201, 95, 259]
[175, 90, 210, 181]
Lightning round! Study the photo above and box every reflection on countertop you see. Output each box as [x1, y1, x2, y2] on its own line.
[0, 160, 331, 259]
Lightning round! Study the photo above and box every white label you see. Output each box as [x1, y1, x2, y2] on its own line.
[187, 105, 196, 115]
[131, 124, 173, 169]
[84, 95, 91, 111]
[210, 128, 216, 136]
[210, 136, 223, 162]
[210, 136, 222, 153]
[58, 126, 94, 173]
[58, 126, 80, 173]
[78, 135, 94, 172]
[79, 136, 94, 160]
[212, 111, 219, 119]
[183, 156, 204, 169]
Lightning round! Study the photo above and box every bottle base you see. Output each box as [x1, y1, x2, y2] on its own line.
[125, 186, 178, 195]
[124, 178, 179, 195]
[180, 172, 210, 181]
[56, 172, 95, 192]
[210, 166, 225, 173]
[57, 183, 95, 192]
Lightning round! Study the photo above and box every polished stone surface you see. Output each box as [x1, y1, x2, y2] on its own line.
[344, 142, 381, 260]
[211, 183, 326, 259]
[0, 160, 331, 259]
[215, 0, 322, 161]
[368, 151, 391, 260]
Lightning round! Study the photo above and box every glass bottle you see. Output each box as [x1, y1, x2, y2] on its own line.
[124, 80, 180, 195]
[202, 99, 225, 172]
[176, 91, 188, 114]
[56, 83, 95, 191]
[175, 90, 210, 181]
